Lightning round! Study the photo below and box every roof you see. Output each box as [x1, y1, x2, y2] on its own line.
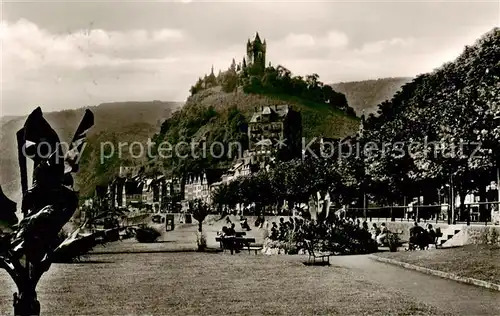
[229, 162, 244, 172]
[261, 106, 273, 115]
[250, 105, 290, 123]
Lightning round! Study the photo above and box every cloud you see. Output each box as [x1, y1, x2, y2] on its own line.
[0, 19, 242, 116]
[0, 6, 497, 117]
[282, 31, 349, 49]
[324, 31, 350, 48]
[283, 33, 316, 48]
[355, 37, 416, 55]
[1, 19, 184, 72]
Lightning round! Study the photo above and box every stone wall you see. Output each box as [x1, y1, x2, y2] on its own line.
[367, 221, 500, 246]
[464, 226, 500, 245]
[365, 221, 449, 242]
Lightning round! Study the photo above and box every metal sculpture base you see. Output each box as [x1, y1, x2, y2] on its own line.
[13, 291, 40, 316]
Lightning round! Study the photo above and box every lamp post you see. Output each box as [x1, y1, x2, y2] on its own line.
[451, 174, 456, 225]
[445, 183, 451, 225]
[437, 187, 442, 223]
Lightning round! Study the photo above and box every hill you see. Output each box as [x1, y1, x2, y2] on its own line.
[150, 86, 360, 177]
[0, 101, 182, 203]
[150, 33, 362, 178]
[185, 87, 360, 140]
[331, 77, 412, 115]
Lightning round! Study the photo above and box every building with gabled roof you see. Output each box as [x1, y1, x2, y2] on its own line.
[248, 104, 302, 166]
[184, 169, 224, 205]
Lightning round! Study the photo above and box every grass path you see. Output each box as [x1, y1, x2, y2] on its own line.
[1, 252, 448, 315]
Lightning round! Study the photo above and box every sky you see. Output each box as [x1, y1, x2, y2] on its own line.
[1, 1, 499, 117]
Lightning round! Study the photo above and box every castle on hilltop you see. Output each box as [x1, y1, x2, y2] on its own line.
[244, 32, 267, 74]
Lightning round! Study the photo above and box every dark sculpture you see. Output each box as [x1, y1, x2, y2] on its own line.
[0, 107, 94, 316]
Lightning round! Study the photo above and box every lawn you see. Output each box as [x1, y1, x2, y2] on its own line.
[0, 252, 448, 315]
[376, 244, 500, 284]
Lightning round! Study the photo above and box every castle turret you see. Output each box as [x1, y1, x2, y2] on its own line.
[246, 32, 266, 73]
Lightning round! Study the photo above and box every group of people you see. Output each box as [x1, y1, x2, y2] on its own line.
[220, 223, 237, 237]
[218, 223, 241, 253]
[408, 222, 440, 250]
[268, 217, 306, 241]
[367, 222, 390, 246]
[221, 214, 440, 253]
[225, 215, 252, 231]
[266, 216, 379, 254]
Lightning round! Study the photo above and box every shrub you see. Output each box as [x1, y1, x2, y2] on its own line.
[135, 226, 161, 243]
[386, 232, 401, 252]
[283, 231, 299, 255]
[488, 227, 499, 245]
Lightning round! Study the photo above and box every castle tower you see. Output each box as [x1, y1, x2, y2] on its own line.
[246, 32, 266, 72]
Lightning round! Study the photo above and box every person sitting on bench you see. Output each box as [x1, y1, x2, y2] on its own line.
[376, 223, 388, 246]
[426, 224, 436, 247]
[219, 226, 228, 237]
[270, 222, 279, 240]
[227, 223, 236, 236]
[408, 222, 425, 250]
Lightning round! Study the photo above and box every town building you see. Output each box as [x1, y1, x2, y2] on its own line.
[183, 170, 224, 206]
[248, 105, 302, 165]
[159, 176, 182, 212]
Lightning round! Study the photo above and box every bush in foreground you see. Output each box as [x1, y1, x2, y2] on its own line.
[134, 226, 161, 243]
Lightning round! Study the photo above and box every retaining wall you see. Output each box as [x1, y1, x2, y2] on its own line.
[463, 226, 500, 245]
[366, 221, 500, 245]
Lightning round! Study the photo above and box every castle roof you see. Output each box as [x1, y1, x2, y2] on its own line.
[255, 32, 262, 43]
[250, 105, 290, 123]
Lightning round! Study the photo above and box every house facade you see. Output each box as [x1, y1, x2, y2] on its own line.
[184, 170, 224, 206]
[248, 104, 302, 165]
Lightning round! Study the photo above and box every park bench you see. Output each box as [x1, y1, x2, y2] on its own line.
[304, 239, 331, 265]
[215, 236, 261, 254]
[215, 232, 246, 248]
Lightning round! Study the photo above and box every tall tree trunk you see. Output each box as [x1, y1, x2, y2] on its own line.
[478, 184, 487, 222]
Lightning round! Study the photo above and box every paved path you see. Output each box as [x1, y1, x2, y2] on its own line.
[333, 254, 500, 315]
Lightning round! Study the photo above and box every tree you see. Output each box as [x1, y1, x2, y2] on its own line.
[189, 77, 204, 96]
[222, 59, 239, 93]
[189, 199, 211, 233]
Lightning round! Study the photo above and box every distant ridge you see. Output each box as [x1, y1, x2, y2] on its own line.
[331, 77, 412, 116]
[0, 101, 182, 204]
